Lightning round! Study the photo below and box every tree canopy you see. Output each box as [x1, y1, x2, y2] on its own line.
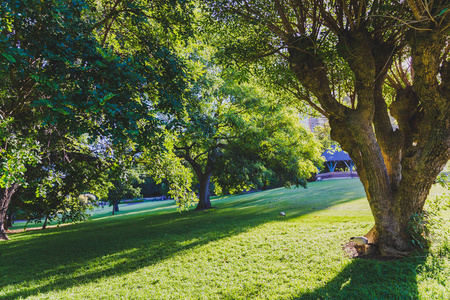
[0, 0, 195, 239]
[3, 0, 447, 259]
[171, 64, 322, 209]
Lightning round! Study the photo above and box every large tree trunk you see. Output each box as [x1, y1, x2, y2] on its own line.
[334, 115, 447, 256]
[288, 27, 450, 257]
[196, 172, 213, 210]
[0, 184, 19, 240]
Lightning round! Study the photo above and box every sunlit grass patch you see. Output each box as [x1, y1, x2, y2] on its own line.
[1, 179, 449, 299]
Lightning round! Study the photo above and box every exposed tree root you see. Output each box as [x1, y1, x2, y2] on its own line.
[342, 241, 409, 260]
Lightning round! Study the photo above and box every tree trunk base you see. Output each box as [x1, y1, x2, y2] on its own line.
[0, 229, 9, 241]
[344, 242, 411, 260]
[364, 226, 413, 258]
[194, 205, 216, 211]
[345, 225, 416, 258]
[378, 245, 412, 258]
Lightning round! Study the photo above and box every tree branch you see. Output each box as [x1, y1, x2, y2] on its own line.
[274, 0, 294, 33]
[407, 0, 425, 21]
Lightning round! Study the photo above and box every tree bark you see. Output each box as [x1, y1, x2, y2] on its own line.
[0, 184, 19, 240]
[112, 202, 119, 215]
[220, 0, 450, 257]
[42, 215, 49, 230]
[195, 172, 213, 210]
[288, 28, 449, 257]
[6, 210, 13, 228]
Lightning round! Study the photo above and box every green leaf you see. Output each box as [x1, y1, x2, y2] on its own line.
[1, 53, 16, 63]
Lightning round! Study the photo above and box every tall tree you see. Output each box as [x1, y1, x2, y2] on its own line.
[105, 160, 144, 215]
[172, 70, 322, 210]
[0, 0, 193, 239]
[207, 1, 450, 256]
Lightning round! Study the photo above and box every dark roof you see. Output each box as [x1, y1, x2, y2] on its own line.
[322, 145, 352, 162]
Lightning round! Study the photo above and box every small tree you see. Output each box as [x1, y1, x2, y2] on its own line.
[105, 164, 144, 215]
[10, 135, 108, 229]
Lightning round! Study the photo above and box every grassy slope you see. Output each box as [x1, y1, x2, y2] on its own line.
[1, 179, 449, 299]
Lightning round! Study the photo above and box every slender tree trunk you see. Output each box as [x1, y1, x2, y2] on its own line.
[196, 172, 213, 210]
[3, 198, 14, 231]
[0, 184, 19, 240]
[3, 214, 8, 231]
[42, 215, 49, 229]
[112, 201, 119, 215]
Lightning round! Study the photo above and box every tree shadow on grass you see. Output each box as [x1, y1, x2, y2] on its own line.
[216, 180, 367, 217]
[0, 209, 289, 298]
[0, 215, 219, 298]
[294, 254, 428, 299]
[0, 181, 367, 299]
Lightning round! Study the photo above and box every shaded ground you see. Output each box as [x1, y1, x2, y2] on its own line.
[1, 179, 449, 299]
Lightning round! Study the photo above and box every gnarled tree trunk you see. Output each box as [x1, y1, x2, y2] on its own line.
[211, 0, 449, 256]
[288, 28, 449, 257]
[0, 184, 19, 240]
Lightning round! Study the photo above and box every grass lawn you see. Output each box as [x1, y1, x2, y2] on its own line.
[1, 179, 450, 299]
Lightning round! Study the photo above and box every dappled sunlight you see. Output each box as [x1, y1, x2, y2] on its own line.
[1, 181, 369, 299]
[2, 180, 448, 299]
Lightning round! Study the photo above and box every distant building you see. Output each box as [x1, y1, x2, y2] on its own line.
[322, 145, 354, 173]
[316, 145, 358, 180]
[299, 116, 328, 132]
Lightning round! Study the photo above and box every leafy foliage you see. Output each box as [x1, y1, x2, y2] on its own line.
[104, 161, 143, 214]
[0, 118, 40, 189]
[140, 140, 198, 211]
[409, 173, 450, 249]
[10, 134, 107, 227]
[171, 48, 323, 202]
[0, 0, 195, 233]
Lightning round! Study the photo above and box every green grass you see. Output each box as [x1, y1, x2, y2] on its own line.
[1, 179, 450, 299]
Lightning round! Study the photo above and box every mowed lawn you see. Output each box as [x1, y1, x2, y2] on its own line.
[1, 179, 450, 299]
